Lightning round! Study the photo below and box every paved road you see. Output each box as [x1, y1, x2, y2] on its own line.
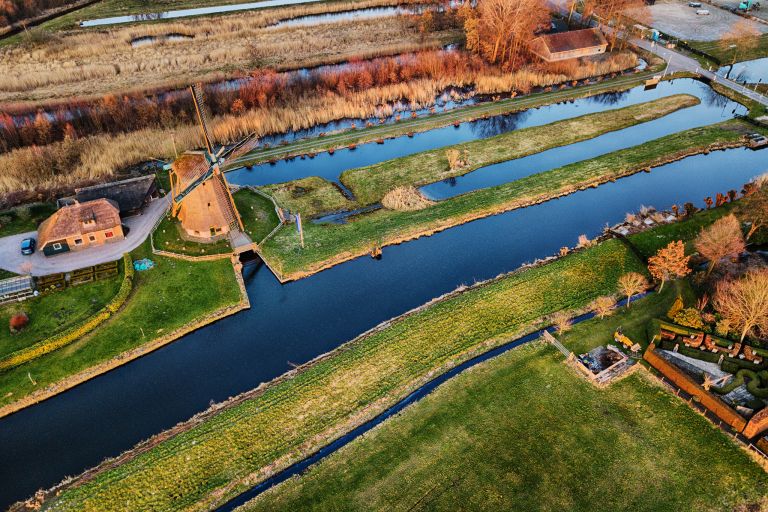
[548, 0, 768, 107]
[633, 38, 768, 107]
[0, 197, 169, 277]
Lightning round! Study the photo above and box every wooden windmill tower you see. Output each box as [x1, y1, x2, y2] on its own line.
[169, 84, 257, 248]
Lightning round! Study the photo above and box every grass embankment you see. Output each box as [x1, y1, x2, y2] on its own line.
[0, 202, 57, 237]
[259, 177, 351, 217]
[687, 34, 768, 66]
[0, 241, 240, 409]
[228, 69, 666, 169]
[242, 341, 768, 512]
[41, 240, 646, 511]
[233, 188, 280, 243]
[341, 94, 701, 205]
[260, 120, 752, 281]
[0, 275, 121, 360]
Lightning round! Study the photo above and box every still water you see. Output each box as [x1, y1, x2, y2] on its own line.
[0, 79, 763, 509]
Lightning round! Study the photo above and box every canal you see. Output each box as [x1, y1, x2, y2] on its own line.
[0, 78, 764, 509]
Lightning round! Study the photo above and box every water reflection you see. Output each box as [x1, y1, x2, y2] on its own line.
[420, 80, 746, 200]
[470, 109, 532, 138]
[718, 57, 768, 84]
[586, 89, 631, 106]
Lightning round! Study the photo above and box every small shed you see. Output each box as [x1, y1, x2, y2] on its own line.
[529, 28, 609, 62]
[74, 175, 158, 215]
[0, 275, 35, 305]
[38, 199, 124, 257]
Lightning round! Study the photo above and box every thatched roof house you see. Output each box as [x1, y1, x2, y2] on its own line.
[75, 175, 157, 215]
[530, 28, 608, 62]
[38, 199, 124, 256]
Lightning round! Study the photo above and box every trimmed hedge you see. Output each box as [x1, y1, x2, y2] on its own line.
[0, 254, 134, 372]
[713, 369, 768, 398]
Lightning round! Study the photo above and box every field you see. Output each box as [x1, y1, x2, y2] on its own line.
[688, 34, 768, 64]
[39, 239, 647, 512]
[259, 120, 754, 281]
[0, 273, 121, 359]
[341, 94, 700, 205]
[260, 177, 350, 218]
[0, 241, 241, 410]
[241, 340, 768, 512]
[1, 11, 456, 103]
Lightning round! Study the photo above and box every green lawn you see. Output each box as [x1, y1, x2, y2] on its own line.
[0, 269, 18, 280]
[261, 120, 753, 280]
[0, 274, 122, 360]
[233, 188, 280, 243]
[341, 95, 700, 205]
[43, 239, 647, 511]
[242, 342, 768, 512]
[0, 241, 241, 409]
[628, 204, 736, 259]
[687, 34, 768, 67]
[259, 177, 352, 217]
[559, 281, 694, 356]
[0, 202, 57, 237]
[152, 215, 232, 256]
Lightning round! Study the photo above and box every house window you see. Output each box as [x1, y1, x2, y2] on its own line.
[74, 238, 83, 245]
[89, 235, 96, 242]
[105, 231, 113, 238]
[52, 242, 62, 250]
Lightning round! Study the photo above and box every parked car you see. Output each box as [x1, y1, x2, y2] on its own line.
[688, 2, 702, 7]
[696, 9, 711, 14]
[20, 238, 36, 255]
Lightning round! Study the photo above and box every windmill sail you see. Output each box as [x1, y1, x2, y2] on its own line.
[191, 84, 214, 156]
[167, 85, 252, 244]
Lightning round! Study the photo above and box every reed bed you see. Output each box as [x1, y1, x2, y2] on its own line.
[0, 50, 642, 200]
[0, 5, 450, 102]
[474, 52, 639, 95]
[381, 186, 434, 211]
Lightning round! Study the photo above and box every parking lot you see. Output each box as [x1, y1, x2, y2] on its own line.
[632, 0, 768, 41]
[706, 0, 768, 23]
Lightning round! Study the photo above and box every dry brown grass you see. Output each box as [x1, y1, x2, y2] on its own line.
[381, 186, 434, 211]
[0, 47, 643, 199]
[473, 52, 639, 95]
[0, 3, 453, 103]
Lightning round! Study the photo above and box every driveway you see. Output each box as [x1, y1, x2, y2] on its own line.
[0, 197, 169, 277]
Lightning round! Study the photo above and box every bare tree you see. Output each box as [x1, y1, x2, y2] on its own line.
[647, 240, 691, 292]
[552, 310, 572, 334]
[463, 0, 550, 68]
[713, 269, 768, 343]
[720, 19, 762, 65]
[617, 272, 648, 308]
[738, 174, 768, 241]
[590, 295, 616, 318]
[694, 214, 746, 275]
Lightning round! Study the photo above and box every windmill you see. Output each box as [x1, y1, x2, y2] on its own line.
[169, 84, 257, 248]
